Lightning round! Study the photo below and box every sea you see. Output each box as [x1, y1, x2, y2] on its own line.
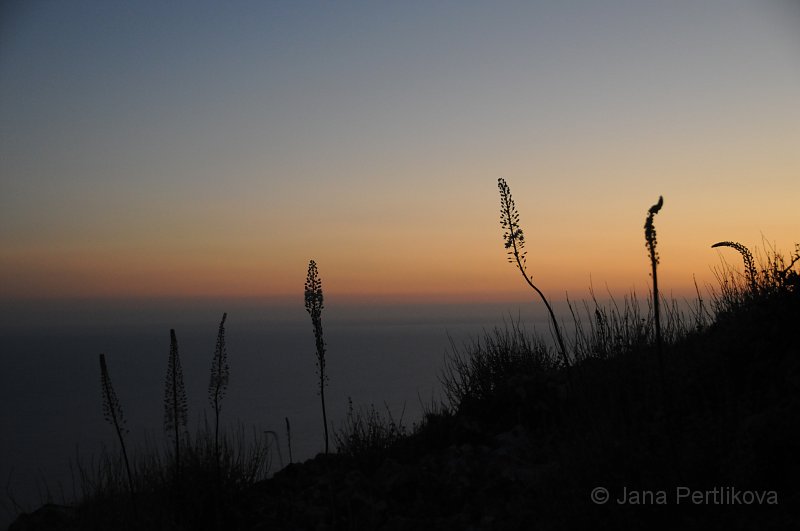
[0, 297, 552, 527]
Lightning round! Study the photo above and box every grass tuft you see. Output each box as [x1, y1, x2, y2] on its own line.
[334, 398, 407, 460]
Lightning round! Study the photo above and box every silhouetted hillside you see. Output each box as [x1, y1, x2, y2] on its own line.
[10, 259, 799, 530]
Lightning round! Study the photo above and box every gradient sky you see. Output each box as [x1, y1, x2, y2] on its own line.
[2, 1, 799, 304]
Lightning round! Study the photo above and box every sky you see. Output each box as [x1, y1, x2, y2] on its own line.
[1, 1, 799, 306]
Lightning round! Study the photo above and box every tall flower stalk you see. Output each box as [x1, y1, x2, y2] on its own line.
[99, 353, 135, 503]
[497, 178, 570, 371]
[304, 260, 329, 454]
[644, 196, 665, 374]
[208, 312, 229, 470]
[711, 241, 757, 291]
[164, 329, 188, 481]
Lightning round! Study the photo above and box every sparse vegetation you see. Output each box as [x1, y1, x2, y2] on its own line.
[11, 194, 799, 530]
[334, 399, 407, 461]
[441, 318, 556, 409]
[23, 324, 272, 531]
[711, 240, 800, 309]
[66, 424, 271, 530]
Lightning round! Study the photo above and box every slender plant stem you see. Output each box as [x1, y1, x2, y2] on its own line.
[320, 375, 329, 454]
[644, 196, 666, 398]
[498, 178, 570, 371]
[165, 328, 187, 483]
[208, 312, 229, 479]
[99, 354, 136, 512]
[305, 260, 329, 454]
[285, 417, 293, 464]
[651, 255, 663, 356]
[517, 252, 569, 368]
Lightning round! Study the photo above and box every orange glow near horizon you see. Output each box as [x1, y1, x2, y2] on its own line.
[2, 165, 798, 303]
[3, 218, 795, 303]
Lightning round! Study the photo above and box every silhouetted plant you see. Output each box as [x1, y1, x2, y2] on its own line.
[690, 274, 710, 331]
[98, 353, 135, 505]
[784, 243, 800, 288]
[497, 178, 570, 371]
[442, 317, 556, 408]
[565, 288, 685, 362]
[304, 259, 329, 454]
[644, 195, 665, 383]
[71, 421, 272, 529]
[334, 398, 407, 458]
[208, 312, 229, 471]
[762, 242, 800, 291]
[285, 416, 293, 464]
[711, 241, 800, 313]
[712, 241, 757, 290]
[163, 328, 188, 482]
[263, 430, 284, 468]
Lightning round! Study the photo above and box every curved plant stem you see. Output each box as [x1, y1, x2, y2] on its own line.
[498, 178, 570, 372]
[99, 353, 136, 513]
[711, 241, 757, 290]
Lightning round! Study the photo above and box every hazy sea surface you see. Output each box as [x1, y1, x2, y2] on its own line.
[0, 297, 552, 526]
